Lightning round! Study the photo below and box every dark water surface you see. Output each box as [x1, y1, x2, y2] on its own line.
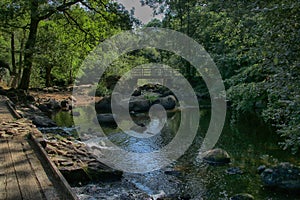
[52, 108, 300, 200]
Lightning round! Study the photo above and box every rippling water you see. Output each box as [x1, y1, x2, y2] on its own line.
[51, 108, 300, 199]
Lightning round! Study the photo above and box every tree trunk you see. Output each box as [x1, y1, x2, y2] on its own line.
[17, 29, 26, 86]
[45, 65, 52, 87]
[10, 32, 18, 88]
[18, 0, 40, 90]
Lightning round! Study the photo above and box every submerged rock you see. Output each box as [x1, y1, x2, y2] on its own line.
[230, 193, 254, 200]
[201, 148, 230, 165]
[225, 167, 243, 175]
[260, 162, 300, 192]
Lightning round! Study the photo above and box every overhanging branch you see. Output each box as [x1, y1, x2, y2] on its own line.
[38, 0, 83, 21]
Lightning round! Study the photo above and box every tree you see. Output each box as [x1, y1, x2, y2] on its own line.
[13, 0, 131, 90]
[0, 0, 29, 88]
[144, 0, 300, 152]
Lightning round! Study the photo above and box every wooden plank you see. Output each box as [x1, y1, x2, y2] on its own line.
[1, 139, 22, 200]
[0, 140, 8, 200]
[23, 141, 61, 200]
[29, 136, 79, 200]
[8, 139, 44, 200]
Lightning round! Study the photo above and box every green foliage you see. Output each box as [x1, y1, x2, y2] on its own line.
[227, 82, 267, 113]
[144, 0, 300, 152]
[143, 93, 159, 103]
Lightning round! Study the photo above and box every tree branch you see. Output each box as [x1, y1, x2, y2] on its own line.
[63, 11, 98, 42]
[38, 0, 83, 21]
[80, 1, 110, 21]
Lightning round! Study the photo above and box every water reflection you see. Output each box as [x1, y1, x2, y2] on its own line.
[52, 108, 300, 199]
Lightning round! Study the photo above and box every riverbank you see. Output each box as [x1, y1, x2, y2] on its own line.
[1, 86, 300, 199]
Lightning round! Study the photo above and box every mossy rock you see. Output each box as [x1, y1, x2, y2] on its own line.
[201, 148, 230, 165]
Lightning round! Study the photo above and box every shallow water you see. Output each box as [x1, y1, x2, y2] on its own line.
[51, 108, 300, 199]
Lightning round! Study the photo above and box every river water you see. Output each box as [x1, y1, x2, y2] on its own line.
[51, 108, 300, 200]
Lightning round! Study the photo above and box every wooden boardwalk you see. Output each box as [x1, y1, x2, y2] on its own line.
[0, 95, 77, 200]
[0, 96, 14, 123]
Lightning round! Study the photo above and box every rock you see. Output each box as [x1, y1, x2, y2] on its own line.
[257, 165, 266, 174]
[37, 104, 51, 113]
[69, 95, 77, 102]
[95, 96, 111, 112]
[201, 148, 230, 165]
[0, 88, 6, 95]
[164, 170, 182, 177]
[46, 99, 61, 110]
[36, 137, 47, 148]
[47, 87, 54, 93]
[60, 167, 91, 185]
[260, 162, 300, 192]
[130, 123, 147, 133]
[225, 167, 243, 175]
[6, 128, 18, 136]
[104, 75, 121, 90]
[60, 161, 74, 167]
[95, 114, 116, 124]
[129, 97, 151, 112]
[45, 145, 57, 154]
[60, 99, 69, 108]
[132, 88, 142, 96]
[156, 95, 177, 110]
[26, 95, 35, 102]
[31, 115, 57, 127]
[161, 90, 174, 97]
[230, 193, 254, 200]
[28, 104, 40, 112]
[72, 111, 80, 117]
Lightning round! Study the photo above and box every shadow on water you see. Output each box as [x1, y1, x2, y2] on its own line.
[51, 108, 300, 199]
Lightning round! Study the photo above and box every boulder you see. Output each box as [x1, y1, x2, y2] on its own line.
[156, 95, 177, 110]
[260, 162, 300, 192]
[31, 115, 57, 127]
[129, 97, 151, 112]
[161, 90, 174, 97]
[95, 114, 116, 124]
[104, 75, 121, 90]
[95, 96, 111, 112]
[230, 193, 254, 200]
[46, 99, 61, 110]
[201, 148, 230, 165]
[132, 88, 142, 96]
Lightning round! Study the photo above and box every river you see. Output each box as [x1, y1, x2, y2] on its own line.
[51, 107, 300, 200]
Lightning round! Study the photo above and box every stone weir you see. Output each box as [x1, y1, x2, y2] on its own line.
[0, 95, 78, 199]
